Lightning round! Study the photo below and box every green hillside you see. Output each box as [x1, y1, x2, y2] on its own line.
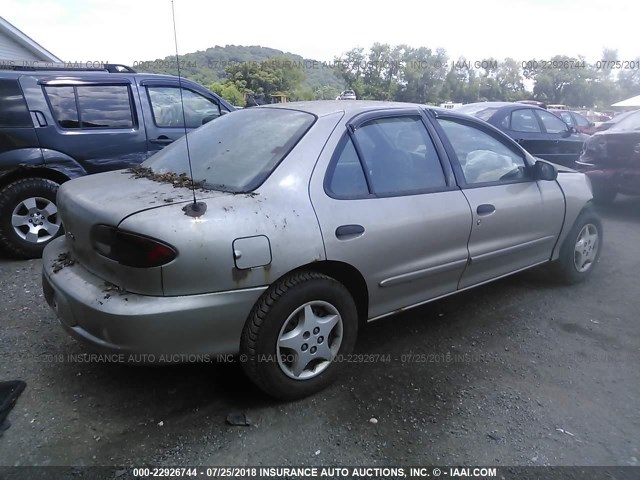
[134, 44, 345, 92]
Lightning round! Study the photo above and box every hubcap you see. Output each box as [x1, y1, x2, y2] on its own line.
[11, 197, 61, 244]
[573, 223, 599, 273]
[277, 301, 343, 380]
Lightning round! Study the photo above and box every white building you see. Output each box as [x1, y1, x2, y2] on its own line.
[0, 16, 61, 64]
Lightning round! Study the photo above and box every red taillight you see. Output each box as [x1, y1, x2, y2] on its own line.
[91, 225, 177, 268]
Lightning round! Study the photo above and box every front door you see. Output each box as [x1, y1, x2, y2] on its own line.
[139, 81, 222, 152]
[434, 116, 565, 289]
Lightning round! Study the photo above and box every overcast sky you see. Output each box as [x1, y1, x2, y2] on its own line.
[3, 0, 638, 66]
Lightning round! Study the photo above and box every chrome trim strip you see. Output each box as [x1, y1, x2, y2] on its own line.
[368, 259, 549, 323]
[379, 258, 468, 288]
[471, 236, 555, 264]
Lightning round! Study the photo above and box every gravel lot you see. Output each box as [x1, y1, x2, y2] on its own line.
[0, 199, 638, 468]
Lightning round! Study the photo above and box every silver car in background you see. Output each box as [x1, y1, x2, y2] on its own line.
[42, 101, 602, 399]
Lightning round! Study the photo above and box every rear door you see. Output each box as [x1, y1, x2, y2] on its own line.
[310, 109, 473, 320]
[433, 115, 565, 289]
[22, 75, 149, 173]
[137, 78, 229, 152]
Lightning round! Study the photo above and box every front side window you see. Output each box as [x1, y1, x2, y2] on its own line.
[352, 116, 447, 195]
[0, 79, 31, 127]
[437, 118, 528, 184]
[143, 107, 315, 192]
[537, 110, 569, 134]
[147, 87, 221, 128]
[510, 109, 541, 133]
[45, 85, 133, 129]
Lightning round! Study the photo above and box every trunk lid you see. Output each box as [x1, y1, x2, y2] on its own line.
[57, 169, 227, 295]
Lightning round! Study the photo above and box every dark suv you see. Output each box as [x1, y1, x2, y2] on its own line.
[0, 65, 234, 258]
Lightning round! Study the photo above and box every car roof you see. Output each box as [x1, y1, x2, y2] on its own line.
[259, 100, 478, 120]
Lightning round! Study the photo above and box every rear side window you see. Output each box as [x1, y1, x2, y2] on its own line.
[352, 116, 447, 195]
[44, 85, 134, 129]
[510, 109, 541, 133]
[327, 138, 369, 197]
[0, 79, 31, 127]
[610, 110, 640, 132]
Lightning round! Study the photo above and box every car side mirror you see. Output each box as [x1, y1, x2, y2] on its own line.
[533, 160, 557, 181]
[564, 126, 578, 136]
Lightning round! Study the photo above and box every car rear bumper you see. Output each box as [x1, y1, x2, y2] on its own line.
[42, 237, 266, 358]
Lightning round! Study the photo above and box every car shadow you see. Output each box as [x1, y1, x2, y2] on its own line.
[39, 267, 555, 418]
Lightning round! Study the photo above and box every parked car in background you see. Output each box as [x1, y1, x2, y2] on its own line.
[576, 109, 640, 203]
[516, 100, 547, 109]
[593, 109, 639, 133]
[0, 64, 234, 258]
[550, 109, 597, 135]
[43, 101, 601, 400]
[336, 90, 357, 100]
[457, 102, 589, 167]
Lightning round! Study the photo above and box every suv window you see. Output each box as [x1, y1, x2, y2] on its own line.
[147, 87, 221, 128]
[327, 137, 369, 197]
[537, 110, 568, 133]
[0, 79, 31, 127]
[437, 118, 527, 184]
[510, 109, 541, 133]
[44, 85, 134, 129]
[353, 116, 447, 195]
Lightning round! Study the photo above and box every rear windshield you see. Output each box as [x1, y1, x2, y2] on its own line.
[456, 104, 501, 121]
[609, 110, 640, 132]
[143, 107, 316, 192]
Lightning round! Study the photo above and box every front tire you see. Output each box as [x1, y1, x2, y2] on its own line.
[550, 208, 602, 284]
[240, 271, 358, 400]
[0, 178, 62, 259]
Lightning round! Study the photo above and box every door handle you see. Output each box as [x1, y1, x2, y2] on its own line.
[335, 224, 365, 239]
[476, 204, 495, 215]
[31, 110, 47, 127]
[150, 136, 174, 145]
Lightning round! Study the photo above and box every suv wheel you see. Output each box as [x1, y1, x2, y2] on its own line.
[0, 178, 62, 259]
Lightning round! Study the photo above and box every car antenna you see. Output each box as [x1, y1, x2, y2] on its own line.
[171, 0, 206, 218]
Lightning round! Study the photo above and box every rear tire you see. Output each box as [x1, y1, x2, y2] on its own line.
[0, 178, 62, 259]
[240, 271, 358, 400]
[550, 207, 602, 284]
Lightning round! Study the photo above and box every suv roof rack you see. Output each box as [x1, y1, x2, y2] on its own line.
[0, 62, 136, 73]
